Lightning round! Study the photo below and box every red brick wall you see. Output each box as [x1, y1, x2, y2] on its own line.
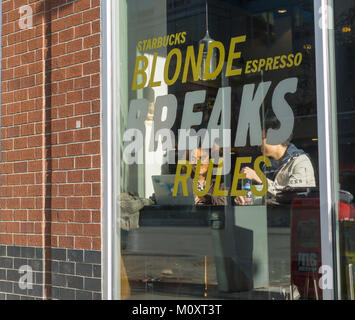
[0, 0, 102, 251]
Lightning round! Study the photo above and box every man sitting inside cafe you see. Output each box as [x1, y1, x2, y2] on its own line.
[235, 115, 316, 205]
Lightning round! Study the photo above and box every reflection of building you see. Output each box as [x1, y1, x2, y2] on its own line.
[164, 0, 319, 182]
[334, 2, 355, 198]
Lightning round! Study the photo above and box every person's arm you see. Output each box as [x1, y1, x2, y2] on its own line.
[287, 156, 316, 188]
[200, 181, 227, 206]
[266, 177, 281, 197]
[267, 156, 316, 196]
[210, 193, 227, 206]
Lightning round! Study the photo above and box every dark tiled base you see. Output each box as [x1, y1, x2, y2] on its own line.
[0, 245, 44, 300]
[0, 245, 102, 300]
[50, 248, 102, 300]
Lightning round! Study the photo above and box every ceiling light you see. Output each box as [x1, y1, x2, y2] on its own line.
[199, 1, 217, 81]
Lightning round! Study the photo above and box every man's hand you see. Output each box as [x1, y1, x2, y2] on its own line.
[241, 167, 263, 184]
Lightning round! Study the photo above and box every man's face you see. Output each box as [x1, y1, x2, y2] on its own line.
[260, 131, 277, 157]
[191, 148, 210, 175]
[261, 137, 273, 157]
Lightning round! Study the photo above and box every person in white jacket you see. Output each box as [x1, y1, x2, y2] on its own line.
[235, 115, 316, 205]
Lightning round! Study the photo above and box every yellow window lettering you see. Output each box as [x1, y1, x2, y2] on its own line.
[193, 159, 214, 197]
[163, 35, 169, 47]
[251, 60, 258, 73]
[146, 39, 152, 51]
[182, 44, 204, 83]
[148, 53, 161, 88]
[164, 48, 182, 86]
[174, 32, 181, 45]
[258, 58, 266, 72]
[279, 55, 287, 69]
[132, 55, 149, 91]
[203, 41, 225, 80]
[265, 57, 273, 71]
[173, 161, 192, 197]
[213, 159, 229, 197]
[251, 156, 271, 197]
[287, 54, 294, 67]
[181, 31, 187, 44]
[245, 60, 252, 74]
[273, 56, 280, 70]
[169, 34, 175, 46]
[137, 41, 142, 52]
[152, 38, 157, 50]
[294, 52, 302, 66]
[226, 35, 246, 77]
[230, 157, 252, 197]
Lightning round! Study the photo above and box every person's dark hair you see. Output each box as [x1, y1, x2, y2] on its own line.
[263, 112, 293, 146]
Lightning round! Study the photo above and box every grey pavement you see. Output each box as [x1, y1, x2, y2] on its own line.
[122, 226, 292, 299]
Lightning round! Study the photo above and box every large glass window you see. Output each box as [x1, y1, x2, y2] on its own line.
[334, 0, 355, 300]
[113, 0, 325, 300]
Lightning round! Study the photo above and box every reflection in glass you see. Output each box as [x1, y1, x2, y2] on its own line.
[199, 2, 218, 80]
[334, 0, 355, 300]
[114, 0, 321, 300]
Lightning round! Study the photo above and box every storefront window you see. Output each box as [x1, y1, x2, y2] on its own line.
[334, 0, 355, 300]
[113, 0, 325, 300]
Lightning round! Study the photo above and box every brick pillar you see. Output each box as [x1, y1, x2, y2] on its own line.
[0, 0, 102, 300]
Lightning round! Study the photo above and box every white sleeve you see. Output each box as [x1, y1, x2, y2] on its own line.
[287, 158, 316, 187]
[266, 178, 285, 197]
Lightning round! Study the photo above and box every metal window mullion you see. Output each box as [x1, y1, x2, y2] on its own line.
[102, 0, 116, 300]
[314, 0, 339, 300]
